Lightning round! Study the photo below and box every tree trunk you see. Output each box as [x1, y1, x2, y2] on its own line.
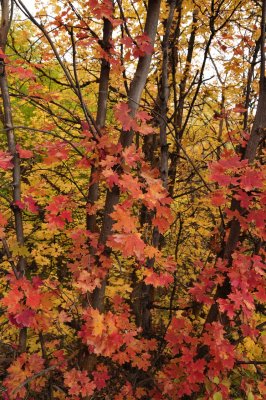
[0, 0, 27, 352]
[92, 0, 162, 310]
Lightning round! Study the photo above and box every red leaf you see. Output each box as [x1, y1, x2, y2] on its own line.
[41, 140, 69, 164]
[108, 233, 145, 259]
[234, 190, 252, 208]
[92, 366, 110, 390]
[13, 308, 35, 328]
[88, 0, 113, 20]
[133, 33, 154, 57]
[8, 65, 36, 80]
[102, 168, 120, 188]
[16, 144, 33, 159]
[23, 196, 39, 214]
[0, 150, 13, 170]
[210, 189, 227, 206]
[46, 195, 72, 229]
[64, 368, 96, 397]
[115, 102, 137, 131]
[111, 202, 138, 234]
[0, 212, 8, 227]
[239, 168, 263, 191]
[144, 271, 173, 287]
[232, 103, 247, 113]
[122, 144, 141, 167]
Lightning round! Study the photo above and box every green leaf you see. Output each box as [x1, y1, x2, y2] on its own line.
[247, 392, 254, 400]
[213, 393, 223, 400]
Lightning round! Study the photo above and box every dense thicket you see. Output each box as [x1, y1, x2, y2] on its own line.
[0, 0, 265, 399]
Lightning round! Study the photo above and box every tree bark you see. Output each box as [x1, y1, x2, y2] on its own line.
[0, 0, 27, 352]
[86, 17, 113, 233]
[92, 0, 162, 310]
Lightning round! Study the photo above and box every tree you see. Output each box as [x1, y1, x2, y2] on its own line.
[0, 0, 265, 399]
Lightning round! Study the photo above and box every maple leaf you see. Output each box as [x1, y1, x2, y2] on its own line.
[211, 189, 227, 206]
[88, 0, 113, 20]
[100, 154, 119, 169]
[209, 154, 248, 186]
[41, 140, 69, 164]
[75, 270, 101, 293]
[144, 271, 174, 287]
[141, 171, 170, 207]
[92, 366, 110, 390]
[111, 202, 138, 233]
[232, 103, 247, 113]
[136, 110, 152, 123]
[7, 64, 36, 80]
[119, 173, 143, 198]
[108, 233, 145, 259]
[91, 308, 105, 336]
[45, 195, 72, 229]
[114, 102, 137, 131]
[131, 353, 151, 371]
[144, 245, 161, 260]
[153, 203, 174, 233]
[0, 212, 8, 226]
[13, 308, 36, 327]
[121, 36, 133, 49]
[1, 287, 24, 313]
[247, 209, 266, 228]
[133, 33, 154, 57]
[234, 190, 252, 208]
[137, 121, 154, 135]
[102, 168, 120, 188]
[112, 350, 130, 365]
[64, 368, 96, 398]
[4, 353, 45, 399]
[25, 287, 42, 309]
[23, 196, 39, 214]
[16, 144, 33, 159]
[239, 168, 263, 191]
[122, 144, 141, 167]
[241, 323, 259, 338]
[218, 299, 236, 319]
[0, 150, 13, 170]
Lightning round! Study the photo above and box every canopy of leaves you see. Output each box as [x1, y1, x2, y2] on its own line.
[0, 0, 265, 399]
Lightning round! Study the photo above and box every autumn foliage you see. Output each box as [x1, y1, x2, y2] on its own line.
[0, 0, 265, 399]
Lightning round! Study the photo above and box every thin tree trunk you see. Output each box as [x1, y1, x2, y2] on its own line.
[132, 0, 177, 335]
[92, 0, 162, 310]
[169, 5, 198, 196]
[86, 17, 113, 233]
[159, 0, 177, 189]
[0, 0, 27, 352]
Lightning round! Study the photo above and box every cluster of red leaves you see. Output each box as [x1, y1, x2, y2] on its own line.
[79, 300, 157, 371]
[67, 229, 112, 293]
[121, 33, 154, 59]
[64, 368, 96, 398]
[39, 140, 70, 165]
[1, 276, 56, 330]
[210, 149, 266, 239]
[4, 353, 46, 399]
[115, 102, 154, 134]
[45, 195, 73, 229]
[218, 253, 265, 319]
